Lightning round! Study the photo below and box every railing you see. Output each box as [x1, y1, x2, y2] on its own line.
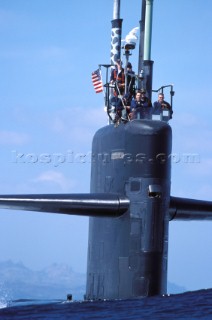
[99, 63, 174, 125]
[106, 84, 174, 124]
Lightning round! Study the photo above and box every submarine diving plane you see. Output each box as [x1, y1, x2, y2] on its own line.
[0, 0, 212, 300]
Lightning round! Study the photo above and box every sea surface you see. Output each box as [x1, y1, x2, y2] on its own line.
[0, 288, 212, 319]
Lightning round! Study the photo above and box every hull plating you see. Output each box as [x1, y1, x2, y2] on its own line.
[86, 120, 172, 300]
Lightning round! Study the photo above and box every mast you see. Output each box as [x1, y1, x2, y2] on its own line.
[138, 0, 154, 100]
[110, 0, 123, 64]
[143, 0, 153, 60]
[138, 0, 146, 73]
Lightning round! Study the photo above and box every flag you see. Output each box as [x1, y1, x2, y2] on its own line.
[92, 69, 103, 93]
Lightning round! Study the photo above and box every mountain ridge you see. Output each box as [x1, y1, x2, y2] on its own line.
[0, 260, 186, 301]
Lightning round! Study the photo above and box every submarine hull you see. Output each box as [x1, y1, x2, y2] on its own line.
[86, 120, 172, 300]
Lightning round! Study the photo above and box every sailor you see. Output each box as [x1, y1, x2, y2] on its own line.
[109, 95, 122, 123]
[130, 89, 152, 119]
[153, 93, 173, 119]
[115, 93, 132, 122]
[126, 62, 136, 96]
[110, 59, 125, 96]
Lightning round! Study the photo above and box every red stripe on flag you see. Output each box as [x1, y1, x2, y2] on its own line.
[92, 69, 103, 93]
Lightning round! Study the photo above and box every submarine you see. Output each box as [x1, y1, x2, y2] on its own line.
[0, 0, 212, 300]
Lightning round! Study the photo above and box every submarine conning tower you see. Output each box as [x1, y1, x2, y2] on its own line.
[86, 119, 172, 300]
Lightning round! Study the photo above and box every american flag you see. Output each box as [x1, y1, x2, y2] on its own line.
[91, 69, 103, 93]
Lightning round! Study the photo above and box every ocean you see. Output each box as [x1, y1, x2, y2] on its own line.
[0, 288, 212, 319]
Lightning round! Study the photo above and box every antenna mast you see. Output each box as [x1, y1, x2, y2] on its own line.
[138, 0, 146, 69]
[138, 0, 154, 99]
[110, 0, 123, 64]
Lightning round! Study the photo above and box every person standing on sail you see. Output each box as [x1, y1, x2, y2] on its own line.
[130, 89, 152, 119]
[153, 93, 173, 119]
[126, 62, 135, 96]
[110, 59, 125, 96]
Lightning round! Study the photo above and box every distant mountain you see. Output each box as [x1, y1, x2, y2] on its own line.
[0, 260, 186, 301]
[167, 282, 186, 294]
[0, 260, 85, 301]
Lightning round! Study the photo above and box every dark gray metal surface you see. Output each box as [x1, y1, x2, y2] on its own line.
[169, 196, 212, 221]
[0, 193, 129, 217]
[86, 120, 172, 300]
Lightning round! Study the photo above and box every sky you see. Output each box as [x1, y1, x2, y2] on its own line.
[0, 0, 212, 293]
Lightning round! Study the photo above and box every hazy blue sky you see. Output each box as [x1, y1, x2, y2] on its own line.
[0, 0, 212, 293]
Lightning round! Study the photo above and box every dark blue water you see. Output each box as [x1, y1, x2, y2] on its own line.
[0, 289, 212, 319]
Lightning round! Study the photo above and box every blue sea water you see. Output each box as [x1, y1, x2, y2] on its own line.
[0, 289, 212, 319]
